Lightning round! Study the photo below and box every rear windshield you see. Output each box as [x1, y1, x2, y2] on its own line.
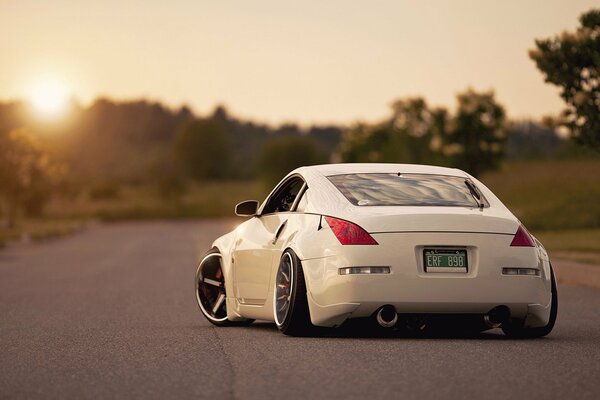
[327, 173, 486, 207]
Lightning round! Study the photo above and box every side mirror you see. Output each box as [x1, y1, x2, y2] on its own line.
[235, 200, 259, 217]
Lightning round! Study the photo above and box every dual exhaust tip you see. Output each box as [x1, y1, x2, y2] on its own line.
[375, 305, 398, 328]
[483, 305, 511, 328]
[375, 305, 511, 329]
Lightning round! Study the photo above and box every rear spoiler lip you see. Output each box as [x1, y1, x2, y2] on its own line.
[369, 230, 515, 236]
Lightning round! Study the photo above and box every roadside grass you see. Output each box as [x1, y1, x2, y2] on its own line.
[481, 158, 600, 231]
[44, 180, 267, 221]
[50, 158, 599, 226]
[2, 180, 265, 247]
[4, 159, 600, 266]
[533, 229, 600, 265]
[533, 229, 600, 253]
[0, 219, 85, 249]
[481, 158, 600, 265]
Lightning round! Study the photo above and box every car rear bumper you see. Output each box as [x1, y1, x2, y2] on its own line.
[301, 232, 553, 328]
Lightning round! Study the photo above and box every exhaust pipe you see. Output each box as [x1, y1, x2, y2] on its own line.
[376, 305, 398, 328]
[484, 306, 510, 328]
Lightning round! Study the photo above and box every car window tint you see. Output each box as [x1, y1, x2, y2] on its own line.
[327, 173, 484, 207]
[262, 178, 305, 214]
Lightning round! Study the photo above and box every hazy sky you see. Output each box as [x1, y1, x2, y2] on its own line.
[0, 0, 597, 124]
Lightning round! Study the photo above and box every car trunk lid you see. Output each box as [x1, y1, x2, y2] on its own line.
[347, 206, 518, 234]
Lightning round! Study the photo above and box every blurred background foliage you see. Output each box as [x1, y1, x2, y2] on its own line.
[0, 8, 599, 251]
[529, 9, 600, 149]
[1, 91, 596, 230]
[336, 89, 507, 177]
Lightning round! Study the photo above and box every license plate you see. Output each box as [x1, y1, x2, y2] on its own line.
[423, 248, 468, 273]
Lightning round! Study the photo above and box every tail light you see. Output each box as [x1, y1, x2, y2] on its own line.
[324, 216, 378, 245]
[510, 224, 535, 247]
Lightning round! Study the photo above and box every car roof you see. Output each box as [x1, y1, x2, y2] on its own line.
[270, 163, 470, 217]
[295, 163, 468, 178]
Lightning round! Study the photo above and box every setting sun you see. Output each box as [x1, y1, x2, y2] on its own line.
[29, 79, 70, 118]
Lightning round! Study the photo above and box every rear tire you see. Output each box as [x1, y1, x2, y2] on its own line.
[274, 249, 313, 336]
[195, 248, 253, 326]
[502, 265, 558, 338]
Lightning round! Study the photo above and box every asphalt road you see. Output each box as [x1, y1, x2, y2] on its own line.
[1, 220, 600, 399]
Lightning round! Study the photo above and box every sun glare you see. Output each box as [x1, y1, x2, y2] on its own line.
[29, 80, 70, 118]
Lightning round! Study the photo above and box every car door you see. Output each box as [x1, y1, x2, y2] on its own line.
[232, 176, 306, 305]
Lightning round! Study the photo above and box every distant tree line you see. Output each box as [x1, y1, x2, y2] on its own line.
[176, 106, 336, 186]
[0, 99, 342, 223]
[0, 93, 582, 225]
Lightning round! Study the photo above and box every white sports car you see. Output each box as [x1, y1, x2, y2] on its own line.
[195, 163, 557, 337]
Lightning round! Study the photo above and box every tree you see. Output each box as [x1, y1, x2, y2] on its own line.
[0, 129, 56, 227]
[388, 98, 446, 164]
[336, 122, 392, 163]
[175, 118, 231, 180]
[257, 136, 325, 187]
[529, 9, 600, 149]
[336, 98, 444, 165]
[443, 89, 506, 177]
[66, 98, 193, 184]
[336, 89, 506, 176]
